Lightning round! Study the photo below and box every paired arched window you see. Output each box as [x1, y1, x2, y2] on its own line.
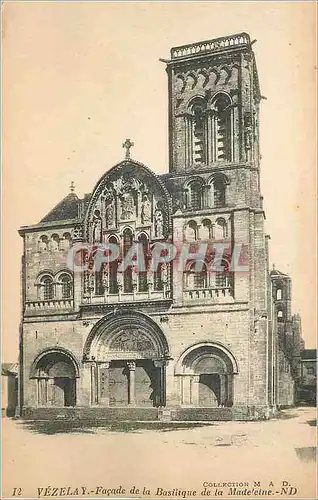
[36, 272, 73, 301]
[186, 93, 233, 167]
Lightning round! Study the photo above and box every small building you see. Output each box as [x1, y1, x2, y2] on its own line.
[1, 363, 18, 417]
[298, 349, 316, 405]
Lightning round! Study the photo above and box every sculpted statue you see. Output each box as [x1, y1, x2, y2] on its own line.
[120, 190, 135, 220]
[154, 210, 164, 238]
[141, 194, 152, 224]
[92, 209, 102, 243]
[105, 198, 115, 228]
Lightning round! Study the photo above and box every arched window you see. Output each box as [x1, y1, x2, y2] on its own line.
[58, 273, 73, 299]
[188, 180, 203, 210]
[109, 236, 118, 294]
[123, 229, 133, 293]
[38, 235, 48, 252]
[214, 259, 231, 289]
[192, 101, 206, 164]
[138, 234, 149, 292]
[277, 309, 284, 322]
[213, 178, 226, 207]
[60, 233, 72, 251]
[276, 288, 282, 300]
[185, 221, 197, 242]
[214, 218, 227, 240]
[50, 234, 60, 252]
[201, 219, 212, 240]
[186, 262, 208, 289]
[42, 276, 54, 301]
[213, 94, 232, 161]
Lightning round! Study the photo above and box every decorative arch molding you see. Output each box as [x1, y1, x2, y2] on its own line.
[211, 90, 233, 105]
[54, 269, 73, 284]
[84, 159, 172, 240]
[83, 310, 170, 361]
[174, 341, 239, 375]
[34, 270, 54, 285]
[30, 347, 80, 378]
[207, 172, 230, 186]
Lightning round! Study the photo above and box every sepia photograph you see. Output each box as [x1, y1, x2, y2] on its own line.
[1, 1, 316, 499]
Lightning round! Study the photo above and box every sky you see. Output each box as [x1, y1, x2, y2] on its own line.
[2, 1, 316, 360]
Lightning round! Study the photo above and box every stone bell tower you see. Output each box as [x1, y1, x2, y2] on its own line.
[165, 32, 261, 173]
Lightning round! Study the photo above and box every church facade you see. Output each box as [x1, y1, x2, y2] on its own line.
[18, 33, 302, 421]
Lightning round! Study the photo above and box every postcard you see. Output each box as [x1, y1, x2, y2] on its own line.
[2, 2, 316, 499]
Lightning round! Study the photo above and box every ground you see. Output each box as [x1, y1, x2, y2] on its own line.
[2, 407, 316, 499]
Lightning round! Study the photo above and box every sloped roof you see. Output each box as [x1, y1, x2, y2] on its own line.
[270, 267, 290, 278]
[40, 193, 80, 223]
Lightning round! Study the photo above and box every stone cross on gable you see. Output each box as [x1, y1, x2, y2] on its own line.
[122, 138, 134, 159]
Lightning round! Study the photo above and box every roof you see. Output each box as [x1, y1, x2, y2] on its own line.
[1, 363, 18, 376]
[40, 193, 80, 223]
[270, 266, 290, 278]
[301, 349, 317, 360]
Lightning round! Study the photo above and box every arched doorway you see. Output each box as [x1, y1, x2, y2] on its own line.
[30, 349, 79, 407]
[175, 342, 238, 407]
[83, 311, 169, 408]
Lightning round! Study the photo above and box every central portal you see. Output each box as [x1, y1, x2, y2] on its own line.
[84, 310, 169, 408]
[109, 360, 158, 407]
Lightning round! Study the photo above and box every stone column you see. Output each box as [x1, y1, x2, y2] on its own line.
[220, 375, 226, 407]
[127, 361, 136, 406]
[154, 360, 166, 407]
[191, 375, 200, 406]
[90, 362, 98, 405]
[98, 362, 110, 406]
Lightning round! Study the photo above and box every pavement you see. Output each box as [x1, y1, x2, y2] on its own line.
[2, 406, 316, 499]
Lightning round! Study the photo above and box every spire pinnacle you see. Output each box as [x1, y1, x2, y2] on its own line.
[70, 181, 75, 193]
